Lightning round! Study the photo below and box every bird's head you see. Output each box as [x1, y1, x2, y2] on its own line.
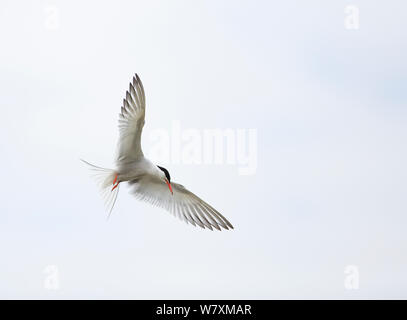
[157, 166, 173, 195]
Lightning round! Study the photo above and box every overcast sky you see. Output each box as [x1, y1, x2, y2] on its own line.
[0, 0, 406, 299]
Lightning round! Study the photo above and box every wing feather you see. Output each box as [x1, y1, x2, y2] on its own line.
[129, 175, 233, 231]
[116, 74, 146, 164]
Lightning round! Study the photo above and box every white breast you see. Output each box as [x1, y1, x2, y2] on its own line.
[118, 157, 160, 182]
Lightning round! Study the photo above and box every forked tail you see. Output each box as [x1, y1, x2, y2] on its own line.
[81, 159, 119, 219]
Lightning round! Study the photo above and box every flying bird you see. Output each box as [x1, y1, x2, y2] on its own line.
[82, 74, 233, 231]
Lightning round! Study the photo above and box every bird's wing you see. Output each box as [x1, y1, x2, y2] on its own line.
[116, 74, 146, 164]
[129, 176, 233, 231]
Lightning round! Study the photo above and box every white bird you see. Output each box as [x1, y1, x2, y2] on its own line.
[82, 74, 233, 231]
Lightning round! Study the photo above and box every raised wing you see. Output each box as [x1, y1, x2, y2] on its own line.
[129, 176, 234, 231]
[116, 74, 146, 164]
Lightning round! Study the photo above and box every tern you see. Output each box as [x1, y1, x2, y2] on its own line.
[82, 74, 233, 231]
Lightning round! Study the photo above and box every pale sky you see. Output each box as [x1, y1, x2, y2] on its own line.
[0, 0, 406, 299]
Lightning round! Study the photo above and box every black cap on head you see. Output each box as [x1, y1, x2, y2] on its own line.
[157, 166, 171, 182]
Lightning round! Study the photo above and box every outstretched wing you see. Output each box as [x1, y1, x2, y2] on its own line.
[129, 176, 233, 231]
[116, 74, 146, 164]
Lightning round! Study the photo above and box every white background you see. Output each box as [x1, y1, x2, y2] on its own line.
[0, 0, 406, 298]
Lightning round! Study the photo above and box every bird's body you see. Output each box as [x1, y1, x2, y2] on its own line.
[117, 157, 159, 182]
[83, 74, 233, 231]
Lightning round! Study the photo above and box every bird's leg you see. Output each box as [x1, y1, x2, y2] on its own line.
[112, 173, 119, 191]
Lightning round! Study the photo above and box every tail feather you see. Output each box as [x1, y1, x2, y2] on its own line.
[81, 159, 119, 219]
